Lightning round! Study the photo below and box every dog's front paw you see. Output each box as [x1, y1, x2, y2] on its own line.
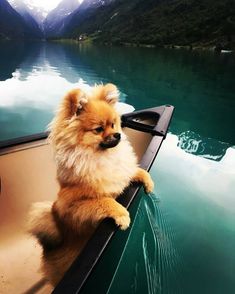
[144, 174, 154, 194]
[104, 199, 130, 230]
[114, 213, 130, 230]
[111, 207, 130, 230]
[133, 168, 155, 194]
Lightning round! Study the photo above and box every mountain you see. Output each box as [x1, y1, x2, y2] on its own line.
[60, 0, 121, 36]
[0, 0, 36, 39]
[62, 0, 235, 49]
[8, 0, 43, 38]
[28, 7, 47, 33]
[21, 0, 47, 32]
[44, 0, 80, 38]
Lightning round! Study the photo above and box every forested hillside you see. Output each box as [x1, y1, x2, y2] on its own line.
[64, 0, 235, 49]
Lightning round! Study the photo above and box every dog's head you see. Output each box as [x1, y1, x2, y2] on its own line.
[50, 83, 122, 151]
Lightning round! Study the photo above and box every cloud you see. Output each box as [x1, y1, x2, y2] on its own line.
[0, 68, 76, 108]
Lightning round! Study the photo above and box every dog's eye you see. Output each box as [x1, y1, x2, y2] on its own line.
[111, 123, 114, 128]
[94, 126, 104, 133]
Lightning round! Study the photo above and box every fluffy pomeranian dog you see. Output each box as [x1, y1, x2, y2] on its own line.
[28, 83, 154, 286]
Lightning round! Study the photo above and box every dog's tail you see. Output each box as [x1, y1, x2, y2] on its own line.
[27, 201, 62, 251]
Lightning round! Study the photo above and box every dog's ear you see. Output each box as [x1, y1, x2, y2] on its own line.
[60, 89, 88, 118]
[100, 83, 119, 105]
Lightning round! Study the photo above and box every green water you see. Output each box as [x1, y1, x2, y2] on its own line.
[0, 42, 235, 293]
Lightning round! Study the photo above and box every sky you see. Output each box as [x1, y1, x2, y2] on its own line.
[30, 0, 63, 10]
[24, 0, 82, 11]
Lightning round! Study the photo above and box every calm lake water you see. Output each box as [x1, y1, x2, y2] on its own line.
[0, 41, 235, 293]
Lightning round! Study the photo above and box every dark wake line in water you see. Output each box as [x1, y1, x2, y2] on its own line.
[143, 199, 163, 294]
[158, 205, 184, 292]
[144, 194, 184, 294]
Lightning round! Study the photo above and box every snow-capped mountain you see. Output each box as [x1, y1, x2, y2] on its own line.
[44, 0, 80, 38]
[23, 0, 48, 31]
[79, 0, 115, 10]
[8, 0, 46, 32]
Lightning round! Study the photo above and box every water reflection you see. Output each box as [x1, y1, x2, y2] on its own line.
[58, 44, 235, 145]
[156, 133, 235, 211]
[0, 42, 29, 81]
[177, 130, 231, 161]
[0, 106, 52, 140]
[151, 133, 235, 293]
[0, 41, 235, 148]
[0, 61, 75, 140]
[0, 42, 127, 141]
[0, 42, 97, 141]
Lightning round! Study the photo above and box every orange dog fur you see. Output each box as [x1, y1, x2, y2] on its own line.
[28, 83, 154, 286]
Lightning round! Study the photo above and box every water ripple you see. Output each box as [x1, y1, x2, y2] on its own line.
[142, 194, 184, 294]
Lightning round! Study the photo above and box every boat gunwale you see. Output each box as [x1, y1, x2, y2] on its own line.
[0, 132, 49, 150]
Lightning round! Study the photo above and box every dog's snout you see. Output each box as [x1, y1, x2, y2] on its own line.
[113, 133, 121, 140]
[99, 132, 121, 149]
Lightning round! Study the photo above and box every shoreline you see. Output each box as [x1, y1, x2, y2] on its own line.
[1, 37, 234, 53]
[51, 38, 234, 53]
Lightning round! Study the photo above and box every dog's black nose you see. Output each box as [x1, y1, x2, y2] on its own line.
[100, 133, 121, 149]
[113, 133, 121, 140]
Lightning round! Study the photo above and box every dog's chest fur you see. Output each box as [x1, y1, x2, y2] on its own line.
[56, 135, 138, 196]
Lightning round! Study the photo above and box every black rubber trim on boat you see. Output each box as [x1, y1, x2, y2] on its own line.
[0, 132, 49, 149]
[52, 105, 174, 294]
[121, 105, 174, 138]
